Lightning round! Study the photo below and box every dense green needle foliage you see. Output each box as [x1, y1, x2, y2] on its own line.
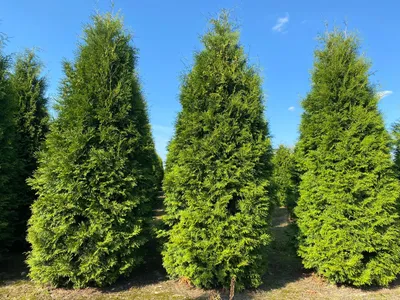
[11, 50, 49, 247]
[271, 145, 298, 212]
[27, 13, 159, 288]
[0, 41, 18, 258]
[154, 154, 164, 191]
[391, 121, 400, 180]
[295, 29, 400, 286]
[162, 12, 274, 291]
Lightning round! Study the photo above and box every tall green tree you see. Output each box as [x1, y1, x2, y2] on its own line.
[295, 29, 400, 286]
[391, 121, 400, 179]
[271, 144, 297, 212]
[154, 153, 164, 191]
[162, 12, 274, 291]
[11, 49, 49, 246]
[0, 40, 18, 258]
[27, 13, 159, 288]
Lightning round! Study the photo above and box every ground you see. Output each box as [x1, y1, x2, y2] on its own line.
[2, 207, 400, 299]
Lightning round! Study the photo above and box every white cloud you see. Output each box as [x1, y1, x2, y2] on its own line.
[272, 13, 289, 33]
[288, 106, 295, 111]
[377, 90, 393, 100]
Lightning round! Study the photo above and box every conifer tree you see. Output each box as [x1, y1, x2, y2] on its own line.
[295, 29, 400, 286]
[391, 121, 400, 179]
[11, 49, 49, 246]
[0, 41, 18, 258]
[154, 153, 164, 191]
[271, 144, 297, 211]
[27, 13, 158, 287]
[162, 12, 273, 290]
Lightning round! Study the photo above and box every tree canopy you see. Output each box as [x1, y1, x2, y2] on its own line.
[162, 12, 274, 291]
[295, 29, 400, 286]
[27, 13, 159, 287]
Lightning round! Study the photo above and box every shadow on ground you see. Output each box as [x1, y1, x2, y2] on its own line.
[3, 207, 400, 299]
[0, 207, 305, 299]
[258, 207, 305, 290]
[0, 252, 29, 283]
[221, 207, 308, 299]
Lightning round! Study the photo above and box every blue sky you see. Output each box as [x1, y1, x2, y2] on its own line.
[1, 0, 399, 161]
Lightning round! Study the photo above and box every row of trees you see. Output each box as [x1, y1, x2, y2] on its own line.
[1, 9, 400, 291]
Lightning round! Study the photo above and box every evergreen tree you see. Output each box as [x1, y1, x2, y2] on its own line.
[154, 153, 164, 191]
[162, 12, 274, 291]
[0, 40, 18, 258]
[11, 49, 49, 246]
[271, 144, 297, 212]
[295, 29, 400, 286]
[27, 13, 158, 287]
[391, 121, 400, 179]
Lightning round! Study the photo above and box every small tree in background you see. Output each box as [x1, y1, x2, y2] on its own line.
[27, 13, 159, 287]
[271, 144, 297, 212]
[11, 49, 49, 247]
[0, 40, 18, 258]
[154, 153, 164, 191]
[391, 121, 400, 179]
[295, 29, 400, 286]
[162, 12, 274, 291]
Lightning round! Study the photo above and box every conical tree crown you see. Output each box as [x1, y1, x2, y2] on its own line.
[162, 12, 273, 290]
[27, 13, 158, 288]
[295, 29, 400, 286]
[12, 49, 49, 170]
[11, 49, 49, 246]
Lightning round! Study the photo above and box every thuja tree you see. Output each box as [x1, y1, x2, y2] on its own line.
[11, 50, 49, 246]
[154, 153, 164, 191]
[271, 144, 297, 211]
[391, 121, 400, 179]
[0, 41, 18, 258]
[162, 12, 274, 291]
[295, 29, 400, 286]
[27, 13, 159, 287]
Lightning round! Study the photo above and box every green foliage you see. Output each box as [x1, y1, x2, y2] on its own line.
[271, 145, 297, 211]
[27, 13, 159, 288]
[295, 29, 400, 286]
[11, 49, 49, 247]
[154, 153, 164, 191]
[162, 12, 274, 291]
[0, 42, 18, 258]
[391, 121, 400, 179]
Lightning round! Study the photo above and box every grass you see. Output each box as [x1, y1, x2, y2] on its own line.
[2, 207, 400, 299]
